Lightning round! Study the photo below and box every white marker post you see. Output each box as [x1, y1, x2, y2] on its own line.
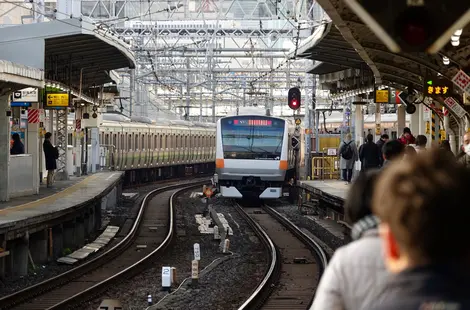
[161, 266, 171, 291]
[213, 225, 220, 240]
[194, 243, 201, 261]
[191, 260, 199, 287]
[223, 239, 230, 254]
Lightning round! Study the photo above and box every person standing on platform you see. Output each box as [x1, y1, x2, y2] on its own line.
[43, 132, 59, 188]
[339, 133, 358, 184]
[398, 127, 416, 145]
[376, 134, 389, 167]
[10, 133, 25, 155]
[359, 134, 381, 172]
[458, 132, 470, 168]
[382, 140, 405, 168]
[415, 135, 427, 153]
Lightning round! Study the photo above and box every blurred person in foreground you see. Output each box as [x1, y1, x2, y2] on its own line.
[404, 145, 417, 160]
[368, 148, 470, 310]
[458, 132, 470, 168]
[311, 170, 389, 310]
[376, 134, 389, 167]
[381, 140, 405, 168]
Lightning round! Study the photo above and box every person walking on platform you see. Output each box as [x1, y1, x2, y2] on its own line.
[382, 140, 405, 168]
[43, 132, 59, 188]
[359, 134, 381, 172]
[311, 170, 390, 310]
[376, 134, 389, 167]
[458, 132, 470, 168]
[10, 133, 25, 155]
[339, 133, 358, 184]
[398, 127, 416, 145]
[369, 148, 470, 310]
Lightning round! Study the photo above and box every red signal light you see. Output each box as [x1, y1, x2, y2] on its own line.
[287, 87, 301, 110]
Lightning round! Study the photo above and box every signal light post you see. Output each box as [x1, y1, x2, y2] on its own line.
[288, 87, 301, 111]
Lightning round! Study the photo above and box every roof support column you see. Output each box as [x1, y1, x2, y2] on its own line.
[410, 105, 420, 136]
[418, 104, 425, 135]
[397, 105, 406, 137]
[27, 102, 40, 194]
[0, 94, 10, 201]
[375, 102, 381, 141]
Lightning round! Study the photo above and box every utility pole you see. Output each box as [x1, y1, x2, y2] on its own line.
[185, 58, 190, 121]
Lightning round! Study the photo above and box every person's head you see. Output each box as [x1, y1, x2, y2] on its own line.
[382, 140, 404, 161]
[464, 132, 470, 155]
[440, 140, 451, 152]
[345, 170, 380, 226]
[373, 148, 470, 273]
[404, 145, 417, 158]
[12, 133, 20, 141]
[366, 133, 373, 143]
[45, 132, 52, 140]
[403, 127, 411, 135]
[345, 133, 352, 142]
[381, 134, 389, 141]
[416, 135, 427, 147]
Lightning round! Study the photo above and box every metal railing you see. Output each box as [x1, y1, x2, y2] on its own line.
[311, 148, 340, 180]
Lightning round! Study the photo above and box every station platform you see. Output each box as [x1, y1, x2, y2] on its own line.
[298, 180, 348, 210]
[0, 171, 124, 239]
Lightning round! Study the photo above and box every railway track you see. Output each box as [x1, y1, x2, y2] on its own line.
[0, 179, 209, 310]
[236, 204, 328, 310]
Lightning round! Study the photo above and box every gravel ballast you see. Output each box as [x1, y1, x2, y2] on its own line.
[0, 183, 155, 298]
[268, 199, 350, 253]
[87, 192, 268, 310]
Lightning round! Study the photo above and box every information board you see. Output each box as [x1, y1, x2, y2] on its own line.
[45, 93, 69, 108]
[375, 89, 390, 103]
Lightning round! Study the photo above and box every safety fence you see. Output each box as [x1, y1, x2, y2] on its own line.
[311, 148, 340, 180]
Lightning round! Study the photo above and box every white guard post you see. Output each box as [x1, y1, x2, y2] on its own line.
[161, 266, 172, 291]
[193, 243, 201, 261]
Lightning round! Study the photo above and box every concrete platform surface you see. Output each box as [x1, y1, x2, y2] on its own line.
[298, 180, 349, 201]
[0, 176, 87, 210]
[0, 172, 124, 231]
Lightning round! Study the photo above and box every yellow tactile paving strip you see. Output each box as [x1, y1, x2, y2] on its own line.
[0, 172, 120, 218]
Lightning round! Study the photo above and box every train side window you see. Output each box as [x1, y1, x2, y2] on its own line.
[142, 134, 145, 150]
[128, 134, 131, 151]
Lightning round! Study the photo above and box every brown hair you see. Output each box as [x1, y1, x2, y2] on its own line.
[373, 147, 470, 264]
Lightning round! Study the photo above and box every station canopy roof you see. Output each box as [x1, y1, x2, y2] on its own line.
[0, 18, 135, 93]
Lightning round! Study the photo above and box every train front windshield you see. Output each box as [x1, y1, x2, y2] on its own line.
[221, 116, 285, 160]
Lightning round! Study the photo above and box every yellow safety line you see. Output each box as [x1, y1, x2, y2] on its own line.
[0, 174, 100, 216]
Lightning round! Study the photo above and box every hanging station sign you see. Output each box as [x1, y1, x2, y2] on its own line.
[44, 93, 69, 109]
[374, 89, 390, 103]
[424, 76, 453, 98]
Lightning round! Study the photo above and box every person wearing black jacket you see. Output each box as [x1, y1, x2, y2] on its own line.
[369, 149, 470, 310]
[43, 132, 58, 188]
[358, 134, 381, 171]
[376, 134, 389, 167]
[10, 133, 25, 155]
